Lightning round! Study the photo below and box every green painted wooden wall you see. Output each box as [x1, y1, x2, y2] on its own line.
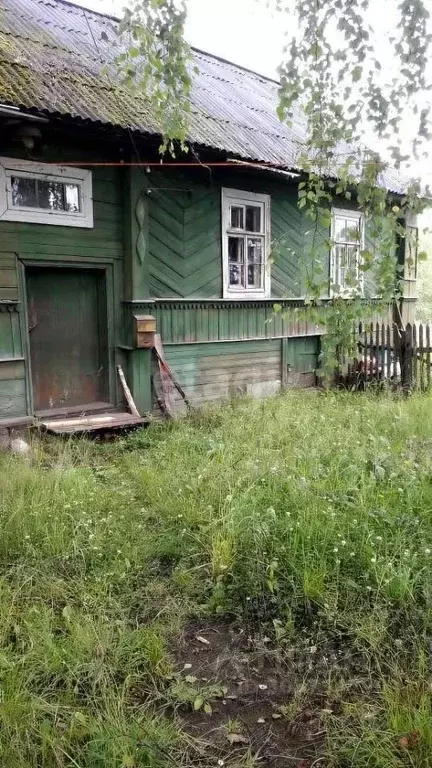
[147, 170, 305, 299]
[146, 169, 390, 302]
[1, 155, 394, 423]
[152, 336, 318, 414]
[130, 298, 322, 345]
[0, 162, 125, 421]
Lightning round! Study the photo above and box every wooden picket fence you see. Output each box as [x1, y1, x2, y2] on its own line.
[341, 322, 432, 391]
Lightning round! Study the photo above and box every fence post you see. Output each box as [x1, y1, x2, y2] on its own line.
[402, 324, 413, 392]
[427, 325, 431, 389]
[386, 324, 392, 381]
[419, 324, 424, 391]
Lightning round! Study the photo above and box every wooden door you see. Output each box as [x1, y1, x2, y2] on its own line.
[27, 267, 109, 411]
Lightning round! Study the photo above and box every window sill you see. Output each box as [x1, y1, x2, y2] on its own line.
[0, 209, 93, 228]
[223, 292, 269, 300]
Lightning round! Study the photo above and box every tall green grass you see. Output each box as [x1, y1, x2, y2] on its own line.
[1, 391, 432, 766]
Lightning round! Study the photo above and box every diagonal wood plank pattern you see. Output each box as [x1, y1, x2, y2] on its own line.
[149, 174, 222, 298]
[148, 171, 305, 300]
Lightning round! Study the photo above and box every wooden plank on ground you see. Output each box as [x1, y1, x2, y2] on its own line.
[40, 412, 145, 434]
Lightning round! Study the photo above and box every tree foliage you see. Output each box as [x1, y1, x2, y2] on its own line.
[111, 0, 193, 153]
[114, 0, 432, 378]
[271, 0, 432, 375]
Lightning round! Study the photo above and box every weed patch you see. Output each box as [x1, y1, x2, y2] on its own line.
[1, 391, 432, 766]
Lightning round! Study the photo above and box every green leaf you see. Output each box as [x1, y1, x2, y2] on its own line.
[194, 696, 204, 711]
[319, 214, 332, 228]
[203, 703, 213, 714]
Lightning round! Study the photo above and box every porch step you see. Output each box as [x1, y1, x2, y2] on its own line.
[38, 412, 146, 435]
[35, 402, 116, 419]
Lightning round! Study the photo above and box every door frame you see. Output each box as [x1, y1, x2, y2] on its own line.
[20, 259, 116, 414]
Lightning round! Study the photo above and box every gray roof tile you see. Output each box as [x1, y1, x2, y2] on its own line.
[0, 0, 406, 192]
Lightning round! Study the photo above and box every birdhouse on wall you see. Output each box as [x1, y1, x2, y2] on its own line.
[134, 315, 156, 348]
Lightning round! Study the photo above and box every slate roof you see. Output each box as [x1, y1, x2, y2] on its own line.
[0, 0, 406, 192]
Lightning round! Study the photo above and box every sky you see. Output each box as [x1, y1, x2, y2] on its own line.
[75, 0, 285, 78]
[73, 0, 432, 196]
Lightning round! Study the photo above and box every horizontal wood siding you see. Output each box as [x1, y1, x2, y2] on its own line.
[0, 356, 26, 418]
[151, 337, 318, 414]
[155, 340, 282, 412]
[0, 168, 124, 262]
[148, 170, 303, 299]
[0, 252, 19, 301]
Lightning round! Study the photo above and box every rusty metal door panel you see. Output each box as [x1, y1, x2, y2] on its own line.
[26, 268, 108, 411]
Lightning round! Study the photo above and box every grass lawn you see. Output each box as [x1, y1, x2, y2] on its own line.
[1, 390, 432, 767]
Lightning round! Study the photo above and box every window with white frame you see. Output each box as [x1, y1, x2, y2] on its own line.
[0, 158, 93, 227]
[330, 208, 364, 295]
[222, 188, 270, 297]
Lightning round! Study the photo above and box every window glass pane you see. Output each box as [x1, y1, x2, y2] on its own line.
[246, 205, 261, 233]
[335, 244, 358, 290]
[231, 205, 244, 229]
[334, 214, 361, 244]
[247, 237, 263, 264]
[229, 264, 245, 286]
[37, 180, 65, 210]
[228, 236, 245, 287]
[334, 216, 346, 242]
[65, 184, 80, 212]
[335, 244, 346, 287]
[337, 244, 348, 268]
[247, 264, 263, 288]
[246, 238, 263, 288]
[346, 244, 358, 268]
[228, 236, 244, 263]
[229, 264, 245, 288]
[346, 219, 360, 243]
[11, 177, 37, 207]
[345, 245, 358, 286]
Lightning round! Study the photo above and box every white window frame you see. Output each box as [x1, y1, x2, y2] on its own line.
[0, 157, 93, 228]
[330, 207, 365, 297]
[222, 188, 271, 298]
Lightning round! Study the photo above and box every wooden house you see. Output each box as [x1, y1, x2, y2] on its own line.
[0, 0, 416, 431]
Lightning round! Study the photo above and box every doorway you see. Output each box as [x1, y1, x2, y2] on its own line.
[26, 266, 109, 412]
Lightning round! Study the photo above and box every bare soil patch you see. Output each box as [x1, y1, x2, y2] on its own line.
[173, 618, 367, 767]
